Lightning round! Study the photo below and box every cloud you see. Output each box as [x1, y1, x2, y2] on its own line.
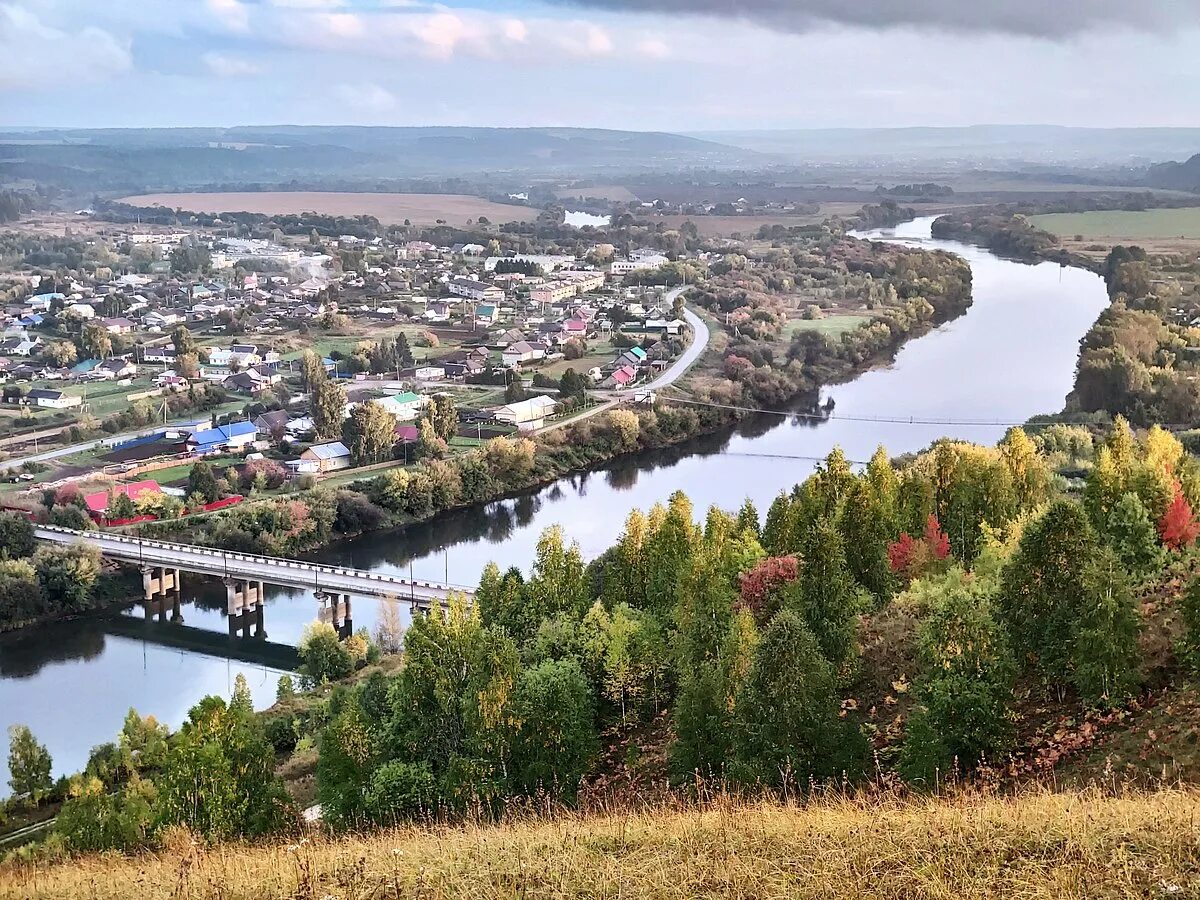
[540, 0, 1197, 38]
[203, 52, 264, 77]
[636, 38, 671, 59]
[335, 81, 397, 113]
[0, 3, 131, 89]
[206, 0, 249, 33]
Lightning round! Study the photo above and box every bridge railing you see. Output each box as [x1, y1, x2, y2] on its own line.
[35, 525, 475, 594]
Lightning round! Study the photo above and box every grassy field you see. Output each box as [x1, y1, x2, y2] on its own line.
[5, 789, 1199, 898]
[117, 192, 540, 227]
[1030, 207, 1200, 240]
[784, 314, 868, 338]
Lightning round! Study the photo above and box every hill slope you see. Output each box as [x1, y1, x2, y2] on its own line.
[4, 790, 1199, 898]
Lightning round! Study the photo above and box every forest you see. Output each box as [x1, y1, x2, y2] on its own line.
[13, 416, 1200, 856]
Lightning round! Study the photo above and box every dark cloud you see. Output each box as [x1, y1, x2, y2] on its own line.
[542, 0, 1195, 38]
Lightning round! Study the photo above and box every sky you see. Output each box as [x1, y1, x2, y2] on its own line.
[2, 0, 1200, 131]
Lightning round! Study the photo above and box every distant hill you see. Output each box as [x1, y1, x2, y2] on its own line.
[1146, 153, 1200, 193]
[0, 126, 761, 194]
[692, 125, 1200, 166]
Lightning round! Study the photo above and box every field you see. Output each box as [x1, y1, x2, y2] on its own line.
[117, 192, 541, 227]
[5, 789, 1199, 898]
[1030, 207, 1200, 240]
[783, 314, 868, 338]
[650, 204, 867, 238]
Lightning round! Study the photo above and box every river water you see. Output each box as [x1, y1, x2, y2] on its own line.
[0, 217, 1109, 788]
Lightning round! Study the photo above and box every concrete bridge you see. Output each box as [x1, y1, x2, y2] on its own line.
[34, 525, 475, 638]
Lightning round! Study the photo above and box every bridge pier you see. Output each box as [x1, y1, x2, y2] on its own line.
[316, 590, 354, 639]
[141, 566, 182, 623]
[225, 578, 266, 639]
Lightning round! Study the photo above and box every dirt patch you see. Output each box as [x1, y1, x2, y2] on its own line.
[117, 191, 541, 227]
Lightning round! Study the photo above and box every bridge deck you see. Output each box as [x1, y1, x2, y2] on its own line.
[34, 525, 473, 605]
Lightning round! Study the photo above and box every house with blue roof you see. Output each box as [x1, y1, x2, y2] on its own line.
[185, 421, 258, 454]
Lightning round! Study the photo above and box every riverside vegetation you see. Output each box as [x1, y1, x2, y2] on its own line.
[9, 417, 1200, 889]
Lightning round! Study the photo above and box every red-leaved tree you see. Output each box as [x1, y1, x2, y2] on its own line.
[887, 514, 950, 582]
[1159, 483, 1199, 551]
[737, 555, 799, 625]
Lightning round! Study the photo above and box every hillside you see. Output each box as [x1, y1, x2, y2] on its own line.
[0, 126, 761, 193]
[1148, 153, 1200, 194]
[3, 789, 1197, 899]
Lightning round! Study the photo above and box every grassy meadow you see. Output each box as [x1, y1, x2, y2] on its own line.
[1029, 207, 1200, 240]
[4, 789, 1200, 899]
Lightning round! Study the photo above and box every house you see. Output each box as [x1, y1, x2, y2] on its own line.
[601, 365, 638, 389]
[143, 345, 177, 364]
[424, 303, 451, 323]
[95, 358, 137, 380]
[449, 277, 504, 304]
[66, 302, 96, 319]
[395, 423, 420, 444]
[101, 317, 136, 335]
[28, 388, 82, 409]
[185, 421, 258, 454]
[377, 390, 428, 421]
[414, 366, 446, 381]
[618, 346, 648, 368]
[84, 480, 163, 521]
[253, 409, 292, 436]
[502, 341, 546, 368]
[296, 441, 352, 473]
[475, 304, 499, 325]
[494, 395, 557, 431]
[207, 344, 263, 368]
[223, 371, 270, 395]
[143, 310, 180, 329]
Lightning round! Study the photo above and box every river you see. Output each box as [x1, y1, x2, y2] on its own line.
[0, 217, 1109, 788]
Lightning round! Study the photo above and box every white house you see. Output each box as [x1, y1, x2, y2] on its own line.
[376, 391, 428, 422]
[449, 277, 504, 304]
[414, 366, 446, 381]
[501, 341, 546, 368]
[28, 388, 82, 409]
[494, 395, 557, 431]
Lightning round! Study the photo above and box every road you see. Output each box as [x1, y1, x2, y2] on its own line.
[34, 525, 476, 608]
[0, 419, 209, 474]
[641, 295, 709, 392]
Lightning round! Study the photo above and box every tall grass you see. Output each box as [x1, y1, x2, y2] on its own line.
[3, 787, 1199, 899]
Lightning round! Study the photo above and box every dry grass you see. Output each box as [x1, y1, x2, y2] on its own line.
[5, 788, 1200, 898]
[117, 192, 540, 227]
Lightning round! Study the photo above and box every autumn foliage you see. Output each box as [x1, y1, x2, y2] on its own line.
[737, 555, 799, 623]
[887, 515, 950, 582]
[1158, 483, 1199, 551]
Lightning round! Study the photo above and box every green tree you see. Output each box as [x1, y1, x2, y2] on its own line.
[55, 774, 156, 851]
[363, 760, 434, 825]
[80, 321, 112, 360]
[395, 332, 415, 369]
[736, 499, 761, 538]
[1105, 492, 1166, 579]
[317, 694, 381, 828]
[1074, 548, 1142, 705]
[0, 513, 35, 560]
[526, 526, 590, 627]
[731, 611, 859, 788]
[312, 378, 347, 442]
[187, 460, 222, 503]
[171, 324, 197, 357]
[154, 692, 293, 839]
[1177, 576, 1200, 675]
[426, 394, 459, 443]
[840, 479, 895, 601]
[298, 622, 354, 684]
[795, 516, 859, 667]
[118, 709, 169, 773]
[7, 724, 52, 803]
[900, 585, 1015, 785]
[342, 400, 397, 466]
[33, 542, 101, 611]
[512, 658, 598, 798]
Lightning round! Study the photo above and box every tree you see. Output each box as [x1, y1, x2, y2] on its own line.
[504, 378, 527, 404]
[415, 417, 447, 460]
[298, 622, 354, 684]
[41, 340, 77, 367]
[559, 368, 589, 401]
[188, 460, 222, 503]
[737, 555, 799, 626]
[1106, 492, 1165, 578]
[312, 379, 347, 442]
[731, 611, 858, 788]
[154, 691, 293, 839]
[33, 542, 101, 611]
[887, 515, 951, 583]
[171, 324, 197, 357]
[1177, 576, 1200, 675]
[512, 658, 598, 798]
[1159, 483, 1200, 552]
[526, 526, 590, 626]
[840, 479, 895, 601]
[900, 585, 1015, 785]
[0, 513, 35, 560]
[317, 694, 381, 827]
[395, 331, 414, 368]
[795, 516, 859, 668]
[342, 400, 397, 466]
[80, 322, 112, 360]
[426, 394, 458, 443]
[1073, 548, 1142, 705]
[7, 724, 52, 803]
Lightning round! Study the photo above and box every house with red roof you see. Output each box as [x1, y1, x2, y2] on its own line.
[84, 480, 164, 522]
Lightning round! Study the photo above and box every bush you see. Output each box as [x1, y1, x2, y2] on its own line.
[298, 622, 354, 685]
[263, 716, 298, 754]
[363, 761, 434, 825]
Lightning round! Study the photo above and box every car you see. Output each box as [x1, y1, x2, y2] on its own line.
[17, 472, 35, 481]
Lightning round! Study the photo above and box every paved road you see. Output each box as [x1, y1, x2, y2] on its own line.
[641, 294, 709, 392]
[35, 525, 475, 608]
[0, 419, 209, 474]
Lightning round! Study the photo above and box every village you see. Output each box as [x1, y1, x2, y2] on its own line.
[0, 220, 697, 523]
